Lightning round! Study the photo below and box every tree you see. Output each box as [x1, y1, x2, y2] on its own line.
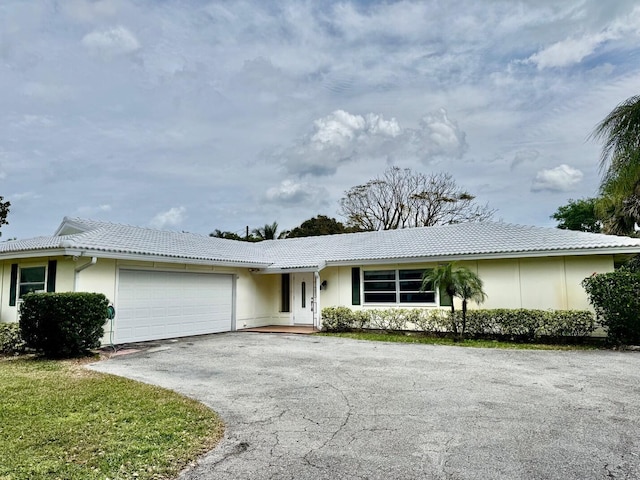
[421, 262, 487, 339]
[339, 167, 494, 231]
[550, 198, 602, 233]
[0, 196, 9, 236]
[591, 95, 640, 234]
[287, 215, 355, 238]
[252, 222, 280, 240]
[210, 229, 246, 241]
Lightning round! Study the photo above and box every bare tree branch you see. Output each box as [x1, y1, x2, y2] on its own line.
[339, 167, 495, 230]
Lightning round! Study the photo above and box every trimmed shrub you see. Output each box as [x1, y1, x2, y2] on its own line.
[0, 323, 27, 355]
[412, 309, 450, 333]
[321, 307, 356, 332]
[19, 292, 109, 358]
[321, 306, 595, 341]
[583, 270, 640, 344]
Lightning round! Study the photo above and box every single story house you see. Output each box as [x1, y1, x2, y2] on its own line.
[1, 217, 639, 344]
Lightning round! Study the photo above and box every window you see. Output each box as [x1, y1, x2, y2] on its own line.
[363, 269, 435, 304]
[19, 266, 46, 298]
[301, 281, 306, 308]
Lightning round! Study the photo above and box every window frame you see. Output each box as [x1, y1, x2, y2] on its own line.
[362, 268, 437, 306]
[18, 264, 48, 299]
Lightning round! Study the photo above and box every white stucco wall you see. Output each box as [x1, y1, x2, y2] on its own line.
[318, 255, 616, 313]
[0, 256, 76, 323]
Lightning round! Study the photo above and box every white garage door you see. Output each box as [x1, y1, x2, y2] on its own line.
[115, 269, 234, 344]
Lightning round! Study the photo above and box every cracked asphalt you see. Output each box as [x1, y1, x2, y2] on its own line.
[89, 333, 640, 479]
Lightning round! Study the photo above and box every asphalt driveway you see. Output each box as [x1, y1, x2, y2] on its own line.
[89, 333, 640, 480]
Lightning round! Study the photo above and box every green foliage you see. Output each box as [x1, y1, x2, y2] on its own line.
[321, 307, 358, 332]
[0, 195, 9, 236]
[321, 307, 595, 342]
[421, 262, 487, 337]
[550, 198, 602, 233]
[252, 221, 280, 240]
[0, 323, 26, 355]
[210, 229, 246, 241]
[582, 270, 640, 344]
[625, 255, 640, 273]
[19, 292, 109, 358]
[591, 94, 640, 233]
[287, 215, 354, 238]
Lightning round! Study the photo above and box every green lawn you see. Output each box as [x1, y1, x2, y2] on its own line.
[0, 357, 223, 480]
[320, 331, 599, 350]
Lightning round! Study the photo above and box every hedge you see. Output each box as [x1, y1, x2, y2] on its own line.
[0, 323, 27, 355]
[582, 270, 640, 345]
[19, 292, 109, 358]
[321, 307, 595, 341]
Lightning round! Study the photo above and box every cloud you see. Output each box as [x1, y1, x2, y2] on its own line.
[264, 179, 328, 206]
[76, 204, 112, 215]
[511, 149, 540, 170]
[150, 207, 186, 229]
[61, 0, 121, 22]
[81, 26, 140, 56]
[531, 165, 583, 192]
[276, 108, 467, 176]
[527, 6, 640, 69]
[527, 35, 605, 69]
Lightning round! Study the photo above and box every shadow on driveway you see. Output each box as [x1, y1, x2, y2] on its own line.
[90, 333, 640, 480]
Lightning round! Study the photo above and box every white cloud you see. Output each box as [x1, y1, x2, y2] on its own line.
[511, 149, 540, 170]
[531, 165, 583, 192]
[416, 108, 468, 159]
[277, 108, 466, 176]
[528, 34, 605, 69]
[265, 179, 328, 206]
[82, 26, 140, 56]
[76, 204, 112, 215]
[150, 207, 186, 229]
[527, 6, 640, 69]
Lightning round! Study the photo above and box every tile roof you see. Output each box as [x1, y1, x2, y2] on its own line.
[0, 218, 268, 266]
[1, 217, 640, 269]
[260, 222, 640, 269]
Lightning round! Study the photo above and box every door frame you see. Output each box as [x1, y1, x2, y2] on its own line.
[291, 272, 315, 325]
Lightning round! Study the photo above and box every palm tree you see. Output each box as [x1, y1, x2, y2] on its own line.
[591, 95, 640, 234]
[421, 262, 487, 339]
[251, 222, 279, 241]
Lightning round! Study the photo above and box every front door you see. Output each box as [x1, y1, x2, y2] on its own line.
[292, 272, 314, 325]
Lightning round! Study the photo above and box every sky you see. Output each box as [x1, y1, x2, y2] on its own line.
[2, 0, 640, 239]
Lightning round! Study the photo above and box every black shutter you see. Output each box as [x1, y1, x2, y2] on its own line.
[9, 264, 18, 306]
[47, 260, 57, 292]
[351, 267, 361, 305]
[281, 274, 290, 312]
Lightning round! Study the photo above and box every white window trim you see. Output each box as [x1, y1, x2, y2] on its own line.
[18, 264, 48, 300]
[362, 268, 437, 306]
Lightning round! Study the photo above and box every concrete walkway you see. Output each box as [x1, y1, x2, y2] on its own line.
[90, 333, 640, 480]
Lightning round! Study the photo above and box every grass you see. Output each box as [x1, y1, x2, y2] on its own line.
[0, 357, 224, 480]
[319, 331, 599, 350]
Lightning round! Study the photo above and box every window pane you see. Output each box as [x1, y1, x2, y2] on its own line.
[400, 292, 435, 303]
[301, 281, 306, 308]
[20, 266, 46, 283]
[364, 281, 396, 291]
[439, 287, 453, 307]
[399, 280, 425, 291]
[363, 271, 396, 281]
[19, 283, 45, 297]
[364, 292, 397, 303]
[399, 269, 425, 280]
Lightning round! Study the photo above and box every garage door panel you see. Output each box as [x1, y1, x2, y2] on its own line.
[115, 270, 233, 343]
